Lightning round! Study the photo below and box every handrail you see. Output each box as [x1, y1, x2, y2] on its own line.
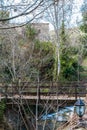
[0, 81, 87, 101]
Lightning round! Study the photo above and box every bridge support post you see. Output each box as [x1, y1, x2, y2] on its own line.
[38, 87, 40, 101]
[75, 85, 77, 100]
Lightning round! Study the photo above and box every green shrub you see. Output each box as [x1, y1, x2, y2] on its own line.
[0, 100, 6, 121]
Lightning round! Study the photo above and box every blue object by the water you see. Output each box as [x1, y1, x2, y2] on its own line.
[64, 106, 74, 111]
[41, 106, 74, 121]
[41, 113, 56, 120]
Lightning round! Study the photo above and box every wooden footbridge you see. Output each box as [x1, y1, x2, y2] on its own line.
[0, 81, 87, 105]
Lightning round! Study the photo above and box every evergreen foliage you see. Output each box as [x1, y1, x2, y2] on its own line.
[0, 11, 9, 19]
[33, 40, 56, 80]
[25, 25, 56, 81]
[0, 25, 56, 82]
[0, 100, 6, 121]
[80, 12, 87, 33]
[59, 21, 80, 81]
[79, 0, 87, 62]
[25, 25, 37, 40]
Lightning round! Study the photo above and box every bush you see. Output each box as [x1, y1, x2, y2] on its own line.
[0, 100, 6, 122]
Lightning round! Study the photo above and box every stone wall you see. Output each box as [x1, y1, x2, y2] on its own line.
[16, 23, 50, 42]
[31, 23, 50, 41]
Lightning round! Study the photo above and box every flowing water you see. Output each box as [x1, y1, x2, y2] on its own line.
[38, 106, 74, 130]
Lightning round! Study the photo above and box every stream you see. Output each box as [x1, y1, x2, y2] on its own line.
[4, 106, 74, 130]
[39, 106, 74, 130]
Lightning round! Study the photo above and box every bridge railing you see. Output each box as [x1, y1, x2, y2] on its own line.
[0, 81, 87, 100]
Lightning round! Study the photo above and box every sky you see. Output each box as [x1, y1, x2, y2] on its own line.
[3, 0, 84, 30]
[47, 0, 84, 30]
[70, 0, 83, 26]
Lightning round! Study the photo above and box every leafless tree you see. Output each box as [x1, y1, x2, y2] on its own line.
[0, 0, 83, 130]
[41, 0, 73, 79]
